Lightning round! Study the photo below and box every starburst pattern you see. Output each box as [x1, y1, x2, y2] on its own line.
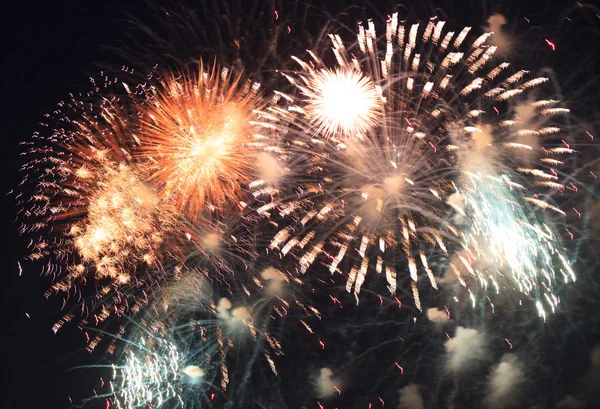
[136, 62, 275, 221]
[260, 13, 575, 315]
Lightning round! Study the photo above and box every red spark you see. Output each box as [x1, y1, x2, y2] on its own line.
[318, 339, 325, 349]
[566, 229, 574, 240]
[573, 208, 581, 218]
[334, 386, 341, 395]
[211, 393, 215, 400]
[378, 294, 383, 306]
[545, 39, 556, 50]
[445, 332, 452, 340]
[287, 26, 291, 34]
[444, 305, 451, 320]
[561, 140, 570, 149]
[85, 332, 90, 343]
[105, 399, 110, 409]
[428, 141, 437, 152]
[586, 131, 594, 140]
[394, 362, 404, 374]
[493, 106, 500, 115]
[394, 297, 402, 308]
[590, 171, 597, 180]
[274, 10, 279, 20]
[100, 377, 104, 387]
[318, 402, 324, 409]
[378, 397, 385, 406]
[505, 338, 513, 349]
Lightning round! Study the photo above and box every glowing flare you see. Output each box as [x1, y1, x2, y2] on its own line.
[299, 68, 382, 137]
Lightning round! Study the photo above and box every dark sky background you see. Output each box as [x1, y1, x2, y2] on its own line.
[2, 1, 599, 409]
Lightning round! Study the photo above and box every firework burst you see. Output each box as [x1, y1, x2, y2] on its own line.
[448, 94, 576, 318]
[17, 59, 287, 327]
[17, 88, 181, 326]
[82, 267, 297, 409]
[261, 13, 575, 315]
[135, 62, 277, 222]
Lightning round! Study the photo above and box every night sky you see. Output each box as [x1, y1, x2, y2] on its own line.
[2, 1, 600, 408]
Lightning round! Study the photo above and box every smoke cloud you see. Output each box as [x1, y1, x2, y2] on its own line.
[315, 367, 340, 399]
[445, 327, 486, 372]
[260, 266, 288, 295]
[398, 384, 424, 409]
[487, 354, 525, 409]
[487, 13, 511, 56]
[426, 307, 449, 323]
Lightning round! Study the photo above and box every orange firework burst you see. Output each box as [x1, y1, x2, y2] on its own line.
[136, 62, 272, 221]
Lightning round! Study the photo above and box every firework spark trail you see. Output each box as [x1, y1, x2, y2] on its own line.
[447, 65, 577, 318]
[111, 335, 185, 409]
[66, 162, 165, 282]
[295, 67, 383, 137]
[86, 273, 242, 408]
[258, 12, 576, 315]
[450, 173, 573, 319]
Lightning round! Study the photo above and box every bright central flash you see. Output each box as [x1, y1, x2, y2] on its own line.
[305, 69, 381, 137]
[186, 127, 232, 176]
